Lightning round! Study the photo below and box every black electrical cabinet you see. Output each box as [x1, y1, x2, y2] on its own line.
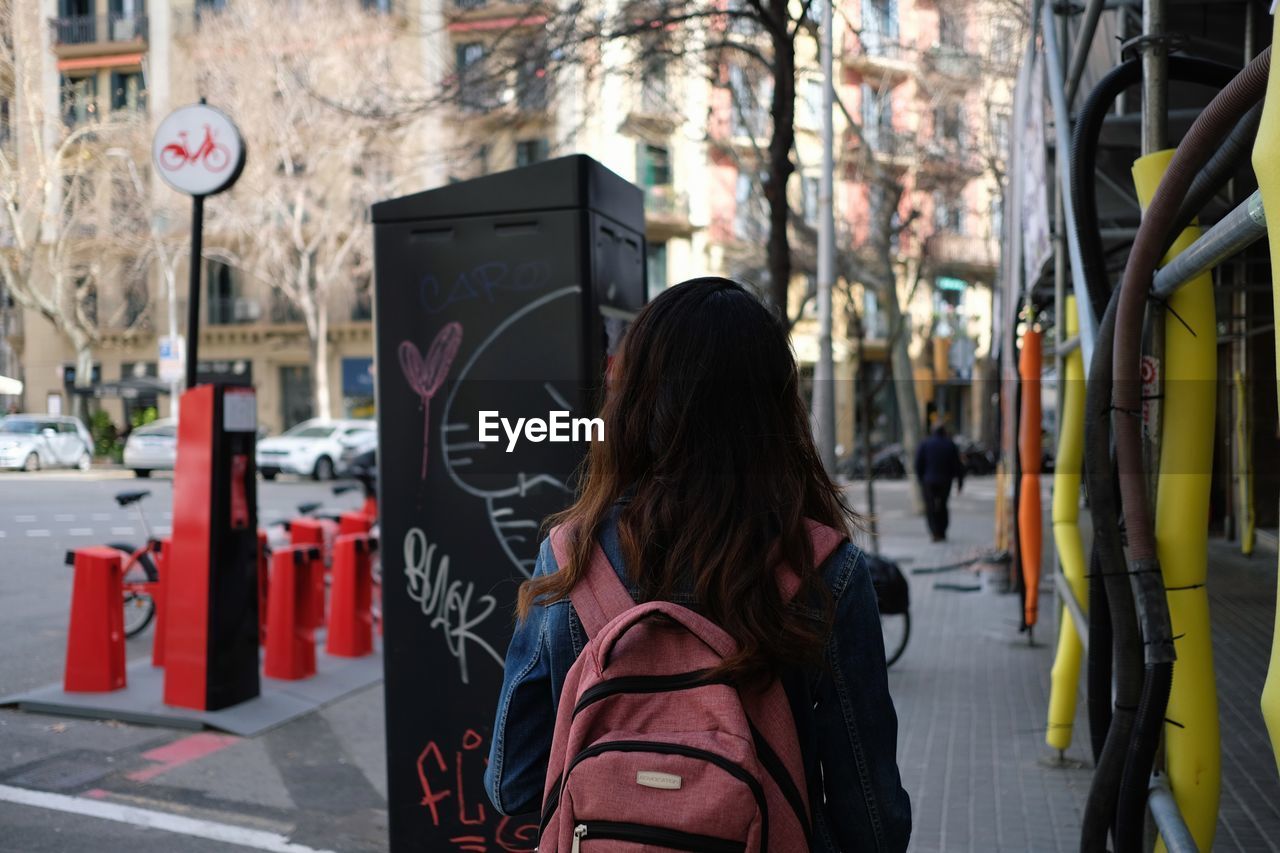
[371, 155, 646, 851]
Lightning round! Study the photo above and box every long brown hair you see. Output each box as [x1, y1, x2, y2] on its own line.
[518, 277, 855, 684]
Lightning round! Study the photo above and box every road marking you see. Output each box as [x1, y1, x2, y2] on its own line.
[54, 514, 76, 522]
[110, 526, 136, 536]
[15, 514, 36, 523]
[127, 733, 241, 783]
[0, 531, 6, 538]
[68, 528, 94, 537]
[0, 784, 335, 853]
[25, 529, 50, 538]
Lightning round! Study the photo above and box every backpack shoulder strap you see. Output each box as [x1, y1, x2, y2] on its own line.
[549, 524, 635, 639]
[776, 520, 847, 600]
[806, 519, 846, 567]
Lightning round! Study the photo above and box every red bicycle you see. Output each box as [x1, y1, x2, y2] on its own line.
[159, 124, 231, 173]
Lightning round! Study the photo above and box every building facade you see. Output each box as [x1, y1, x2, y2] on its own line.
[2, 0, 1014, 450]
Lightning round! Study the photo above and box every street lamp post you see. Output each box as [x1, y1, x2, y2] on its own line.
[814, 0, 838, 473]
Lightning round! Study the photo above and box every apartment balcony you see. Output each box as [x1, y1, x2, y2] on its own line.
[49, 14, 148, 59]
[926, 231, 997, 276]
[445, 0, 550, 29]
[841, 32, 914, 82]
[644, 184, 694, 241]
[621, 82, 681, 138]
[916, 138, 984, 184]
[845, 126, 917, 172]
[921, 45, 981, 85]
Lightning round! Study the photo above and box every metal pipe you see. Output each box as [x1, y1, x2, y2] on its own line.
[1065, 0, 1107, 105]
[1152, 190, 1267, 298]
[1040, 0, 1100, 364]
[1142, 0, 1168, 153]
[1149, 774, 1200, 853]
[1054, 572, 1090, 654]
[812, 0, 836, 472]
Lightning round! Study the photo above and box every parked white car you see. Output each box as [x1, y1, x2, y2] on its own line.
[0, 414, 94, 472]
[123, 419, 178, 478]
[256, 419, 375, 481]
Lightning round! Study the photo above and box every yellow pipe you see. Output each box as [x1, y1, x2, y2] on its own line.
[1234, 370, 1255, 557]
[1251, 9, 1280, 776]
[1046, 296, 1087, 753]
[1134, 151, 1220, 853]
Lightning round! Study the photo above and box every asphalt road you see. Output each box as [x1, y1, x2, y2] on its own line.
[0, 470, 386, 853]
[0, 469, 366, 696]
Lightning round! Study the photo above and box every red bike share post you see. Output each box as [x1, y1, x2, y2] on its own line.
[290, 518, 333, 630]
[338, 510, 373, 537]
[327, 534, 375, 658]
[64, 546, 127, 693]
[264, 546, 320, 681]
[151, 538, 171, 668]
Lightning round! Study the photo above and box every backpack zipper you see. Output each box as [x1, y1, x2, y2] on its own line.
[570, 820, 747, 853]
[571, 669, 727, 717]
[545, 740, 770, 852]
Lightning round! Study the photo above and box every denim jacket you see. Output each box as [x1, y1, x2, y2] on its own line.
[484, 511, 912, 852]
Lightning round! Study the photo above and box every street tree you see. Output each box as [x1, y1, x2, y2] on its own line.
[0, 0, 154, 419]
[425, 0, 826, 317]
[188, 0, 424, 419]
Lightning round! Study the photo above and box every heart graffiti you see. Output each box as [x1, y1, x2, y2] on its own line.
[400, 322, 464, 480]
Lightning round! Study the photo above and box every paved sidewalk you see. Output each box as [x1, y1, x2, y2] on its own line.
[849, 476, 1280, 853]
[848, 478, 1092, 853]
[2, 475, 1275, 852]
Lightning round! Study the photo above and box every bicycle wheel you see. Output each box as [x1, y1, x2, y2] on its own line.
[159, 146, 187, 172]
[111, 543, 157, 638]
[881, 610, 911, 668]
[205, 145, 231, 172]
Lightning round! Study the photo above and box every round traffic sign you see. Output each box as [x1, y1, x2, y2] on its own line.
[152, 103, 245, 197]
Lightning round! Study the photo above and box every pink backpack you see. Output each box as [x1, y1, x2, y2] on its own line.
[539, 522, 845, 852]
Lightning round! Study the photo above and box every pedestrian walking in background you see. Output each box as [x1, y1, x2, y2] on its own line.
[916, 423, 965, 542]
[484, 277, 911, 852]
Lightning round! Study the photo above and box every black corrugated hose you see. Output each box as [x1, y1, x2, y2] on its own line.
[1069, 56, 1242, 322]
[1068, 54, 1242, 853]
[1166, 100, 1264, 256]
[1079, 291, 1144, 853]
[1110, 47, 1272, 852]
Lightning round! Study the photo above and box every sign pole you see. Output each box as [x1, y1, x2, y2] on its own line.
[153, 99, 245, 393]
[186, 193, 204, 392]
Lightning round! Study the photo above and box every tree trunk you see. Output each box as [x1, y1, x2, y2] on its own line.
[881, 277, 924, 514]
[766, 19, 796, 317]
[72, 339, 93, 425]
[856, 330, 880, 553]
[311, 300, 332, 420]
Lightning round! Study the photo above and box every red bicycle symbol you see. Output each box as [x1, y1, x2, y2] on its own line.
[159, 124, 231, 173]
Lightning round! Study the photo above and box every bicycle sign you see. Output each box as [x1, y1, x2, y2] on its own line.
[152, 103, 245, 197]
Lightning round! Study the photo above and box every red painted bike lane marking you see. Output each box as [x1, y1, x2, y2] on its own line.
[126, 733, 240, 783]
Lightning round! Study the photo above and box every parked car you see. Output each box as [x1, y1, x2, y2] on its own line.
[338, 428, 377, 476]
[0, 414, 93, 472]
[123, 419, 178, 478]
[256, 418, 376, 481]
